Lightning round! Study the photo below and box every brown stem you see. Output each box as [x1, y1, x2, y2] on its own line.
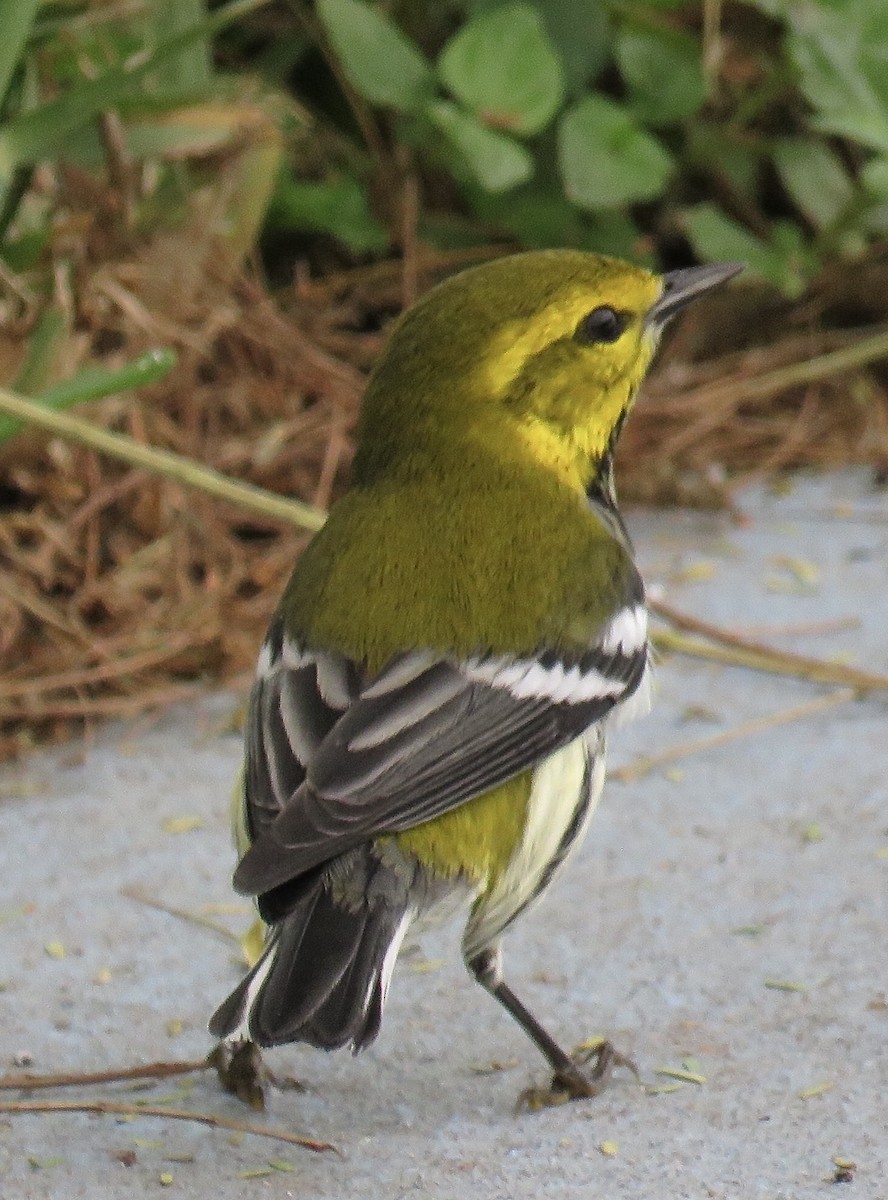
[0, 1098, 336, 1153]
[0, 1058, 211, 1092]
[650, 599, 888, 693]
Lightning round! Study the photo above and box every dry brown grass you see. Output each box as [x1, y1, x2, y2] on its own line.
[3, 199, 888, 760]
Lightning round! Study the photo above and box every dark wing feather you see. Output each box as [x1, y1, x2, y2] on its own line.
[243, 619, 360, 842]
[234, 626, 648, 898]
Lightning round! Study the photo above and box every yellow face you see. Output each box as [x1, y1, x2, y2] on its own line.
[359, 250, 665, 486]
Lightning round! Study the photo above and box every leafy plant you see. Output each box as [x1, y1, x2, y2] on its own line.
[251, 0, 888, 296]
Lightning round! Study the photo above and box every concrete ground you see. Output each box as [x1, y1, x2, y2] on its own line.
[0, 470, 886, 1199]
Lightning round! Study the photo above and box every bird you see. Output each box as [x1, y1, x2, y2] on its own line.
[209, 250, 742, 1103]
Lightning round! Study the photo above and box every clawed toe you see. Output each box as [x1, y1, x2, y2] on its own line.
[517, 1039, 640, 1111]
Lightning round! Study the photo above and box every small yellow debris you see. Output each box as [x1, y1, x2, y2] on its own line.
[828, 1155, 856, 1182]
[798, 1080, 834, 1099]
[166, 1018, 184, 1037]
[469, 1058, 519, 1075]
[802, 823, 824, 843]
[44, 941, 66, 960]
[675, 560, 717, 584]
[159, 1171, 174, 1186]
[268, 1159, 296, 1173]
[574, 1036, 606, 1054]
[644, 1081, 684, 1095]
[202, 902, 250, 916]
[162, 816, 204, 834]
[406, 956, 444, 973]
[680, 705, 721, 724]
[94, 967, 112, 984]
[764, 978, 807, 993]
[732, 924, 765, 937]
[654, 1066, 706, 1085]
[770, 555, 820, 586]
[238, 1169, 274, 1179]
[599, 1140, 619, 1157]
[663, 767, 685, 783]
[875, 846, 888, 859]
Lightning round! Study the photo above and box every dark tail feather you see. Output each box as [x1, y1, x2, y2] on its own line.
[210, 866, 409, 1052]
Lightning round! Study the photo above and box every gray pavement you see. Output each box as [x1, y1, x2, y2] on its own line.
[0, 470, 886, 1199]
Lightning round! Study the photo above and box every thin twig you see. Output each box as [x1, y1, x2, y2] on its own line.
[0, 634, 217, 700]
[0, 1099, 336, 1153]
[1, 682, 200, 721]
[664, 325, 888, 415]
[0, 386, 326, 532]
[650, 599, 888, 692]
[121, 887, 242, 946]
[738, 616, 860, 638]
[399, 156, 420, 310]
[0, 1058, 211, 1092]
[612, 689, 856, 782]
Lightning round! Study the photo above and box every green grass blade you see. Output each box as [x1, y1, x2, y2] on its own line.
[0, 0, 41, 109]
[0, 348, 177, 444]
[12, 305, 67, 396]
[0, 0, 270, 179]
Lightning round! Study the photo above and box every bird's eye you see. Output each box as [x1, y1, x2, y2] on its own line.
[575, 306, 628, 345]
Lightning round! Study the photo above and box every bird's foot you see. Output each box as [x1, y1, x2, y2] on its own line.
[210, 1040, 270, 1110]
[517, 1038, 639, 1111]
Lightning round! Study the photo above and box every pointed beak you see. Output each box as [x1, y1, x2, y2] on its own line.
[647, 261, 744, 330]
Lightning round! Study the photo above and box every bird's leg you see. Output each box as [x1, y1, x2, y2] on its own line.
[467, 945, 638, 1107]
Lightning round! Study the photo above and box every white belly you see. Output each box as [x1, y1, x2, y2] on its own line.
[462, 733, 605, 958]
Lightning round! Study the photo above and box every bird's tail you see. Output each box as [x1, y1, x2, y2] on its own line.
[209, 865, 411, 1052]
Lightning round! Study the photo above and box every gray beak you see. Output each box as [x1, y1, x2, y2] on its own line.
[647, 261, 744, 329]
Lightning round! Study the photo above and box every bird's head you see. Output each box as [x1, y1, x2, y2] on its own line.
[354, 251, 741, 490]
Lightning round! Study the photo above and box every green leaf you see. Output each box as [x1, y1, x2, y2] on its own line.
[688, 126, 760, 197]
[316, 0, 432, 113]
[266, 176, 388, 253]
[771, 139, 853, 229]
[787, 0, 888, 153]
[0, 349, 177, 445]
[0, 0, 264, 181]
[0, 0, 41, 108]
[575, 210, 648, 261]
[438, 3, 565, 136]
[683, 203, 812, 297]
[683, 203, 773, 273]
[862, 156, 888, 198]
[557, 94, 673, 209]
[471, 188, 586, 247]
[535, 0, 611, 93]
[427, 100, 533, 192]
[617, 28, 706, 125]
[471, 187, 642, 258]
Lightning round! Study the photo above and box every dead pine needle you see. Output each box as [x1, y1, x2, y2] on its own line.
[120, 887, 241, 946]
[0, 1098, 336, 1154]
[0, 1057, 212, 1092]
[613, 689, 856, 783]
[650, 599, 888, 693]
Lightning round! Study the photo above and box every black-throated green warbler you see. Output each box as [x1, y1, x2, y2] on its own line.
[211, 251, 741, 1101]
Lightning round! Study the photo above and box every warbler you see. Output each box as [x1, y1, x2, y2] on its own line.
[210, 250, 741, 1100]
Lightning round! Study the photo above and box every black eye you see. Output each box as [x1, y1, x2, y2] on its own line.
[576, 306, 627, 345]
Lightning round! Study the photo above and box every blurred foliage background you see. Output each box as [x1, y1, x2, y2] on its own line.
[2, 0, 888, 756]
